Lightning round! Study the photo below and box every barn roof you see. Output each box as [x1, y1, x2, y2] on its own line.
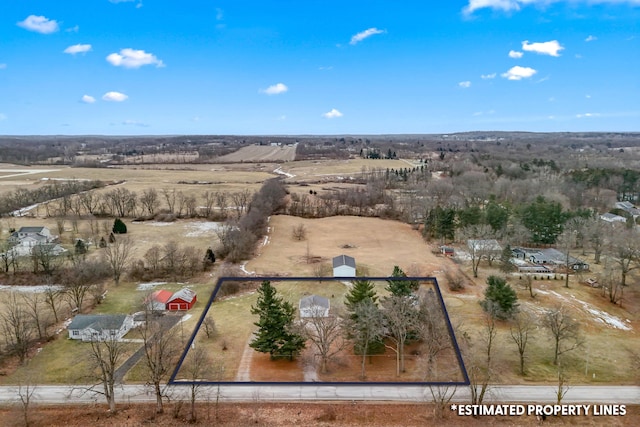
[168, 288, 196, 303]
[68, 314, 128, 332]
[332, 254, 355, 269]
[299, 295, 330, 309]
[147, 289, 173, 304]
[17, 226, 46, 233]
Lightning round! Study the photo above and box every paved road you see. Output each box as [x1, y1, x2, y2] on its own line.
[1, 384, 637, 405]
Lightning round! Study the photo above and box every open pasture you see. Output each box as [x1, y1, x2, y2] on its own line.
[215, 144, 297, 163]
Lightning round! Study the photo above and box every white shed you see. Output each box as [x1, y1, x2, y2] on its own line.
[332, 254, 356, 277]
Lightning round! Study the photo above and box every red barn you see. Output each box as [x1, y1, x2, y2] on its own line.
[167, 288, 197, 311]
[144, 289, 172, 312]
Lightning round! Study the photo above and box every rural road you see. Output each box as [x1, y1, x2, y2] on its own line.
[0, 384, 637, 405]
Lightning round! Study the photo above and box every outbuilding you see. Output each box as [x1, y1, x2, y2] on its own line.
[299, 295, 330, 318]
[167, 288, 197, 311]
[332, 254, 356, 277]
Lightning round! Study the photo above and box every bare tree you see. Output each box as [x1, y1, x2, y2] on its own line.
[140, 188, 160, 216]
[586, 217, 607, 264]
[519, 275, 536, 299]
[509, 310, 536, 375]
[463, 310, 496, 406]
[463, 225, 497, 278]
[343, 300, 384, 380]
[381, 294, 420, 376]
[418, 290, 451, 379]
[16, 374, 38, 427]
[302, 307, 346, 374]
[214, 191, 228, 218]
[43, 285, 62, 323]
[543, 306, 583, 365]
[162, 188, 177, 214]
[141, 313, 180, 414]
[292, 223, 307, 241]
[21, 293, 51, 341]
[88, 333, 126, 412]
[201, 317, 217, 339]
[607, 226, 640, 289]
[183, 345, 212, 423]
[202, 191, 215, 218]
[103, 235, 134, 286]
[0, 293, 35, 364]
[555, 363, 570, 404]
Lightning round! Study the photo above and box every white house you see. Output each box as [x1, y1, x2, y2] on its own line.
[8, 226, 64, 257]
[332, 254, 356, 277]
[299, 295, 330, 318]
[600, 213, 627, 224]
[68, 314, 133, 342]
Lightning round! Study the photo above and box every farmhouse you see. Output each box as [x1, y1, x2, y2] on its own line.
[9, 226, 53, 242]
[7, 226, 65, 257]
[600, 213, 627, 223]
[299, 295, 330, 318]
[167, 288, 197, 311]
[526, 248, 589, 271]
[615, 201, 640, 218]
[333, 254, 356, 277]
[144, 289, 173, 312]
[68, 314, 133, 342]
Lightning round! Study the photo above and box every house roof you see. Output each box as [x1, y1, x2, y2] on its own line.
[147, 289, 173, 304]
[299, 295, 330, 310]
[600, 213, 626, 222]
[168, 288, 196, 303]
[17, 226, 46, 233]
[68, 314, 128, 332]
[332, 254, 356, 269]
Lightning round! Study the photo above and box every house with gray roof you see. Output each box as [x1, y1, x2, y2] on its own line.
[68, 314, 133, 342]
[299, 295, 330, 318]
[332, 254, 356, 277]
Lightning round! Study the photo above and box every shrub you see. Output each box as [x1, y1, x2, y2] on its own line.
[480, 275, 518, 320]
[112, 218, 127, 234]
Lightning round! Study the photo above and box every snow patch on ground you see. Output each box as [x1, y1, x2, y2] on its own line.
[546, 290, 632, 331]
[179, 314, 192, 323]
[136, 281, 167, 291]
[184, 221, 223, 237]
[0, 285, 63, 293]
[273, 167, 295, 178]
[240, 263, 255, 275]
[140, 222, 174, 227]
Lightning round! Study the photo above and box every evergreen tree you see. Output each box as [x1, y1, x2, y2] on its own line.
[481, 275, 518, 320]
[386, 266, 419, 297]
[74, 239, 87, 255]
[500, 244, 515, 273]
[112, 218, 127, 234]
[99, 236, 107, 248]
[345, 279, 378, 314]
[250, 281, 305, 360]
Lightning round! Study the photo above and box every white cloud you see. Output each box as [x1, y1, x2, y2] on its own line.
[106, 48, 164, 68]
[66, 25, 79, 33]
[522, 40, 564, 56]
[576, 112, 600, 118]
[109, 0, 136, 3]
[464, 1, 640, 15]
[122, 119, 149, 127]
[481, 73, 496, 79]
[322, 109, 343, 119]
[501, 66, 537, 80]
[585, 35, 597, 42]
[459, 81, 472, 88]
[509, 50, 523, 58]
[17, 15, 59, 34]
[102, 91, 128, 102]
[81, 95, 96, 104]
[260, 83, 288, 95]
[216, 8, 224, 20]
[350, 28, 386, 45]
[64, 44, 92, 55]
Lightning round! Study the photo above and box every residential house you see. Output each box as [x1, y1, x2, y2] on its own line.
[299, 295, 330, 318]
[528, 248, 589, 271]
[615, 201, 640, 218]
[332, 254, 356, 277]
[167, 288, 197, 311]
[68, 314, 133, 342]
[467, 239, 503, 259]
[600, 213, 627, 224]
[8, 226, 64, 257]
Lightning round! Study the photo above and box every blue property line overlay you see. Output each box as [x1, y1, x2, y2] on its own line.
[168, 276, 470, 387]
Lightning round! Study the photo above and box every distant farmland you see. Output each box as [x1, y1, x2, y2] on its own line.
[215, 144, 297, 162]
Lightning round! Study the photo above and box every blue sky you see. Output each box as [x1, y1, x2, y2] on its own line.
[1, 0, 639, 135]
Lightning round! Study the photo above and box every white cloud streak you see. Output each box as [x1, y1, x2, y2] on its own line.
[102, 91, 128, 102]
[17, 15, 59, 34]
[509, 50, 523, 58]
[106, 48, 164, 68]
[501, 66, 537, 80]
[322, 109, 343, 119]
[464, 0, 640, 15]
[64, 44, 92, 55]
[260, 83, 288, 95]
[350, 28, 386, 45]
[81, 95, 96, 104]
[522, 40, 564, 56]
[585, 35, 598, 42]
[481, 73, 497, 79]
[459, 81, 472, 88]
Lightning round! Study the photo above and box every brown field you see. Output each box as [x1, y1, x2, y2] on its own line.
[215, 144, 297, 162]
[284, 158, 411, 180]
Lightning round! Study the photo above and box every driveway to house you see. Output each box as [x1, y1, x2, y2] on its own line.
[113, 314, 182, 383]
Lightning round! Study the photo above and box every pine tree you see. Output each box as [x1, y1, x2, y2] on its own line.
[481, 275, 518, 320]
[112, 218, 127, 234]
[345, 279, 378, 315]
[250, 281, 305, 360]
[74, 239, 87, 255]
[386, 266, 419, 297]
